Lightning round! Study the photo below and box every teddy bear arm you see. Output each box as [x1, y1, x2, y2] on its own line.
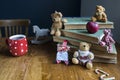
[73, 51, 79, 57]
[102, 13, 107, 22]
[88, 52, 94, 60]
[102, 13, 107, 18]
[109, 37, 115, 43]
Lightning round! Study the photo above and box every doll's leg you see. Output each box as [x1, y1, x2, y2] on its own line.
[64, 61, 69, 65]
[56, 60, 61, 64]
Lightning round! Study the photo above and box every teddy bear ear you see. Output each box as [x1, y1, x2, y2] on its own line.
[96, 5, 99, 7]
[89, 43, 92, 47]
[96, 5, 101, 8]
[108, 29, 111, 32]
[102, 7, 105, 11]
[51, 13, 54, 17]
[55, 11, 58, 13]
[58, 12, 63, 17]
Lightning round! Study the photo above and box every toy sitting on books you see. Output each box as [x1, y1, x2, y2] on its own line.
[91, 5, 107, 22]
[56, 40, 70, 65]
[99, 29, 115, 53]
[50, 11, 67, 37]
[52, 6, 117, 64]
[50, 11, 63, 37]
[72, 42, 94, 69]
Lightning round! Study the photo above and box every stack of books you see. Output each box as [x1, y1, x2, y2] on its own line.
[53, 17, 117, 64]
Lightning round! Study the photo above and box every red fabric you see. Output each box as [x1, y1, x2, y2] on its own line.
[79, 56, 89, 60]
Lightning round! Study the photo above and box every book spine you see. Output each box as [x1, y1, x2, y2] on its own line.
[64, 24, 114, 29]
[93, 57, 117, 64]
[61, 30, 99, 44]
[53, 36, 106, 52]
[67, 45, 117, 60]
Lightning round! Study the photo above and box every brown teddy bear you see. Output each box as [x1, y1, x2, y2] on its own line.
[72, 42, 94, 69]
[50, 11, 66, 36]
[91, 5, 107, 22]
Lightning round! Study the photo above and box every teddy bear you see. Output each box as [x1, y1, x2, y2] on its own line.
[72, 42, 94, 69]
[50, 11, 67, 36]
[91, 5, 107, 22]
[99, 29, 115, 53]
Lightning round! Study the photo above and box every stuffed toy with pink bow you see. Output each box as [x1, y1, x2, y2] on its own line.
[56, 40, 70, 65]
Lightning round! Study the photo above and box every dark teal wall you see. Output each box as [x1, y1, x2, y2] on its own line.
[0, 0, 80, 36]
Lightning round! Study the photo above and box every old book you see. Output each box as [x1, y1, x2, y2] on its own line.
[93, 57, 117, 64]
[61, 29, 104, 44]
[63, 17, 114, 29]
[67, 45, 117, 60]
[53, 36, 107, 51]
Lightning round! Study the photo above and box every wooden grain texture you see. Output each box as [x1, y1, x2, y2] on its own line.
[0, 38, 120, 80]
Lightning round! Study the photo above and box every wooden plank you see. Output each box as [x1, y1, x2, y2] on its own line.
[12, 26, 15, 35]
[5, 27, 8, 37]
[9, 26, 11, 36]
[16, 26, 19, 34]
[19, 26, 22, 34]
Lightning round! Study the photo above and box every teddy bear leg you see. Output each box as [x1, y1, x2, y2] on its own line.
[55, 29, 61, 36]
[99, 41, 106, 46]
[108, 44, 112, 53]
[72, 58, 79, 64]
[104, 18, 107, 22]
[50, 29, 55, 35]
[101, 18, 107, 22]
[86, 61, 93, 69]
[91, 17, 97, 22]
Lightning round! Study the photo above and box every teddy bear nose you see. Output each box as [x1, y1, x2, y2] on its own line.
[83, 45, 86, 47]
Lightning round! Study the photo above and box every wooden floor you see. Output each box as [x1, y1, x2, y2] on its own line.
[0, 39, 120, 80]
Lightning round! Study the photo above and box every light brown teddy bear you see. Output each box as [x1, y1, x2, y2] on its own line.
[91, 5, 107, 22]
[72, 42, 94, 69]
[50, 11, 67, 36]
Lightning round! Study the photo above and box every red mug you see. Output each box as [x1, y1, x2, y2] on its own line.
[6, 34, 28, 56]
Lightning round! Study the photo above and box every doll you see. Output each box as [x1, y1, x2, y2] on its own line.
[56, 40, 70, 65]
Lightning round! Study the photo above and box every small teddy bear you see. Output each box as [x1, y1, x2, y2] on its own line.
[56, 40, 70, 65]
[50, 11, 64, 37]
[99, 29, 115, 53]
[72, 42, 94, 69]
[91, 5, 107, 22]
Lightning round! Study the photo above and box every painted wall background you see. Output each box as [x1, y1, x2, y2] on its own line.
[0, 0, 80, 36]
[81, 0, 120, 43]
